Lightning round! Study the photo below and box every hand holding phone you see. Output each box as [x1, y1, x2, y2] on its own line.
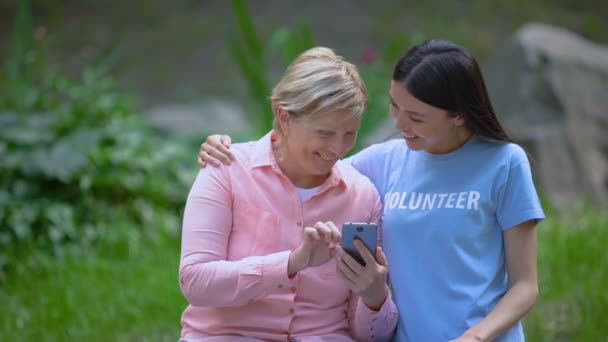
[341, 222, 378, 266]
[339, 222, 390, 311]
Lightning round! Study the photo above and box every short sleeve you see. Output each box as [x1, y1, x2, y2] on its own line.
[496, 156, 545, 231]
[344, 141, 401, 196]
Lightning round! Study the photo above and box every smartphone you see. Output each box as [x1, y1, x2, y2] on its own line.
[341, 222, 378, 266]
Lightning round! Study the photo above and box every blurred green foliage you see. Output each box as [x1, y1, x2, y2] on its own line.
[0, 235, 185, 340]
[0, 1, 195, 279]
[228, 0, 315, 135]
[8, 0, 33, 83]
[525, 209, 608, 341]
[0, 1, 606, 341]
[227, 0, 423, 152]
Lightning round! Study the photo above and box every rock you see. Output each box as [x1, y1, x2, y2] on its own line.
[484, 23, 608, 211]
[144, 98, 253, 138]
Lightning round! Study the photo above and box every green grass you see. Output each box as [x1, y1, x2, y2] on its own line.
[1, 210, 606, 341]
[0, 237, 186, 341]
[524, 210, 608, 341]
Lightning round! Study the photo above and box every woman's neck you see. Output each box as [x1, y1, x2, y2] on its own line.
[428, 128, 473, 154]
[271, 138, 329, 188]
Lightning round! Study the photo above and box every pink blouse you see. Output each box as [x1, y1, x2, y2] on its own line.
[179, 133, 398, 341]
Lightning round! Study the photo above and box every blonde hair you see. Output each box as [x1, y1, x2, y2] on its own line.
[271, 47, 367, 133]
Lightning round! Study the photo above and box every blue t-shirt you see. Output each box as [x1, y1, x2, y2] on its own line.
[345, 135, 545, 342]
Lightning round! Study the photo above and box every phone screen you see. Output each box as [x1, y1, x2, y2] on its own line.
[341, 222, 378, 266]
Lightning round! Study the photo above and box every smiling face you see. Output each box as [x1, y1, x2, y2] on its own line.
[389, 81, 471, 154]
[275, 107, 361, 188]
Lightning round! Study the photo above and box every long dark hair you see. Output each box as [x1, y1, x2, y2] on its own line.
[393, 39, 512, 143]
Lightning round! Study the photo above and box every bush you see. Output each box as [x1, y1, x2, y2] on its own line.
[0, 2, 195, 279]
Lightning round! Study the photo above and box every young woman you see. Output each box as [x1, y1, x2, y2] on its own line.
[197, 40, 544, 342]
[179, 47, 397, 342]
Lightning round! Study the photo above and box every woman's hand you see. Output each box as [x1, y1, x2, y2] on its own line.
[336, 240, 390, 311]
[288, 221, 341, 276]
[288, 222, 341, 276]
[198, 134, 234, 167]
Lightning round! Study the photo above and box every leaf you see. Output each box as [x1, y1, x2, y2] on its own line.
[0, 141, 7, 156]
[267, 28, 293, 63]
[47, 227, 63, 243]
[38, 128, 102, 182]
[0, 232, 11, 246]
[8, 204, 38, 240]
[9, 0, 34, 82]
[79, 174, 92, 191]
[10, 180, 34, 198]
[0, 111, 19, 125]
[230, 0, 263, 64]
[40, 143, 86, 182]
[0, 112, 56, 145]
[46, 204, 75, 238]
[267, 25, 314, 65]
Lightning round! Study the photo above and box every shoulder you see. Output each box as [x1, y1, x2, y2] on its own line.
[349, 138, 406, 165]
[489, 141, 530, 167]
[195, 140, 257, 181]
[360, 139, 405, 158]
[472, 138, 530, 167]
[229, 141, 258, 161]
[335, 160, 380, 196]
[215, 140, 262, 170]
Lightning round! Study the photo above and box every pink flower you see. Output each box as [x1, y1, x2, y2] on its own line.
[34, 26, 46, 40]
[360, 48, 378, 65]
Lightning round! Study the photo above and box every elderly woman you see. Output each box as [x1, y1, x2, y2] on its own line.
[179, 47, 397, 342]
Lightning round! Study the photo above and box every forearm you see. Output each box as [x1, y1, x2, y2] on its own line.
[361, 284, 390, 311]
[463, 281, 538, 341]
[179, 250, 292, 307]
[287, 246, 307, 277]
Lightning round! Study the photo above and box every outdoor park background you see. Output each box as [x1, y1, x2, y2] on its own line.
[1, 0, 607, 341]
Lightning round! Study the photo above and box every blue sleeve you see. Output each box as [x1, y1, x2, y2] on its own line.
[496, 155, 545, 231]
[343, 147, 377, 180]
[343, 142, 395, 196]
